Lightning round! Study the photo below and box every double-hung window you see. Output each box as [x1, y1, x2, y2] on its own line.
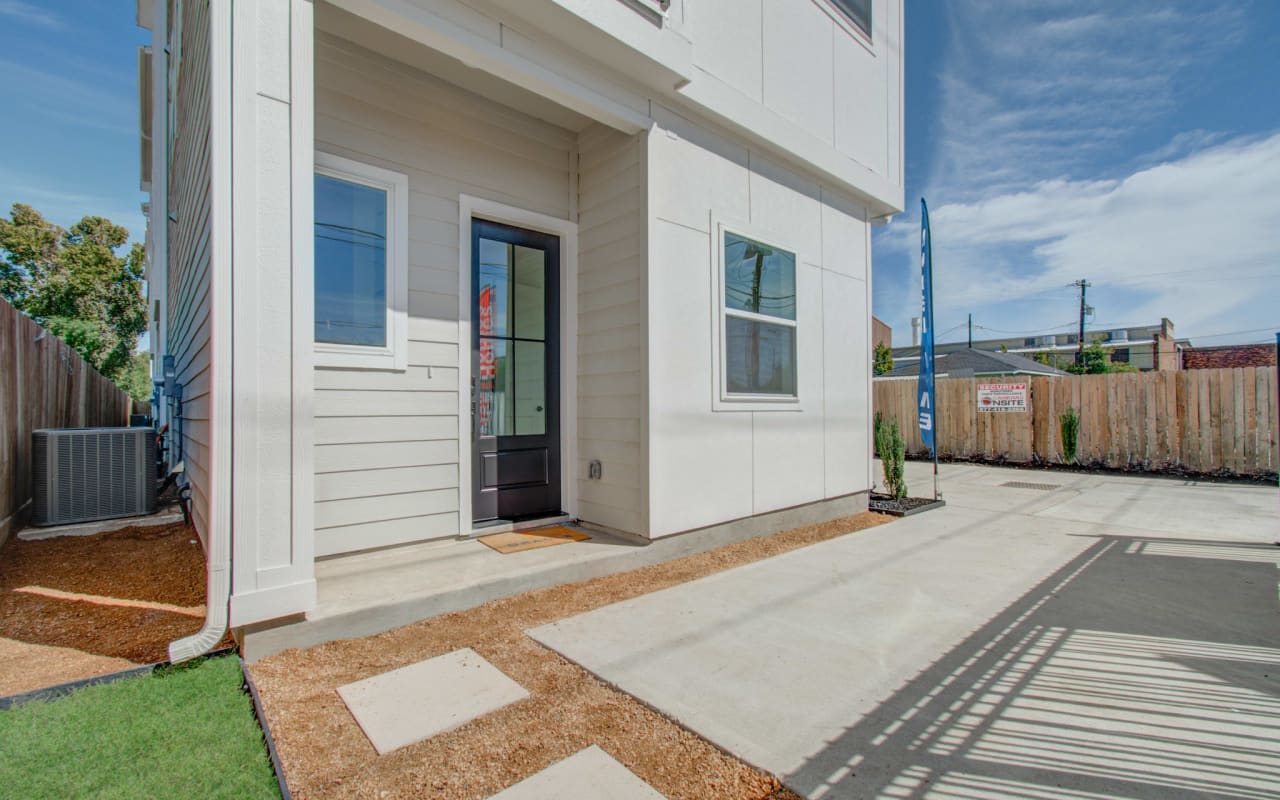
[716, 225, 799, 406]
[313, 152, 408, 371]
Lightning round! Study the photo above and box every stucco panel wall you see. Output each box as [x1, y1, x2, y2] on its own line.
[647, 104, 871, 538]
[312, 34, 574, 555]
[690, 0, 901, 186]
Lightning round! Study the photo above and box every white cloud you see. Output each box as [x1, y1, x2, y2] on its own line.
[874, 1, 1273, 346]
[0, 1, 61, 28]
[1, 168, 146, 245]
[925, 2, 1245, 202]
[880, 134, 1280, 340]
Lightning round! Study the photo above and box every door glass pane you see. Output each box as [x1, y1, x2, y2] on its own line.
[723, 231, 796, 321]
[477, 238, 510, 338]
[477, 337, 513, 436]
[513, 245, 545, 341]
[725, 316, 796, 395]
[314, 174, 388, 346]
[513, 341, 546, 435]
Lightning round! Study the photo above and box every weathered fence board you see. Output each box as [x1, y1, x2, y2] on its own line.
[0, 298, 137, 544]
[874, 365, 1280, 477]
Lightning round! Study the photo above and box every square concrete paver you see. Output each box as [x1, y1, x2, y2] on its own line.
[487, 746, 665, 800]
[337, 648, 528, 754]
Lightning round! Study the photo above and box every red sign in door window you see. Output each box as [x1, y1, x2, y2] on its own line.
[478, 284, 495, 433]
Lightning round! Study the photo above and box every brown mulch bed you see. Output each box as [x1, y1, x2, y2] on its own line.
[252, 511, 891, 800]
[0, 521, 217, 666]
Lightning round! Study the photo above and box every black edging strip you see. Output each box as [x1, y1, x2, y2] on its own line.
[868, 499, 947, 518]
[240, 656, 292, 800]
[0, 646, 237, 711]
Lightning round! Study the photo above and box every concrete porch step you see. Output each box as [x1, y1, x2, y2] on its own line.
[240, 494, 867, 661]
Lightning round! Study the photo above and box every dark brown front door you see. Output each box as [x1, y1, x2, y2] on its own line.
[471, 219, 561, 523]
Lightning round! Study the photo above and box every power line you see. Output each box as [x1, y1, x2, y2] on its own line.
[972, 321, 1077, 335]
[1185, 326, 1279, 341]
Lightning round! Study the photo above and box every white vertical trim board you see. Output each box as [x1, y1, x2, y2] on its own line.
[289, 0, 318, 605]
[225, 0, 316, 629]
[457, 195, 579, 534]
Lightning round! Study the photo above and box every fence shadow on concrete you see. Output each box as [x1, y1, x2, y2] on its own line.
[785, 534, 1280, 799]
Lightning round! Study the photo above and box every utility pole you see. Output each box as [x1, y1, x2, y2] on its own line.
[1073, 279, 1092, 365]
[968, 313, 973, 348]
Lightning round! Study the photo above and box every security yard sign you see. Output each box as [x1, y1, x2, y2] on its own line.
[977, 382, 1029, 413]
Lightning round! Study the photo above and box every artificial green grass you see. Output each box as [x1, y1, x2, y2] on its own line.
[0, 655, 280, 800]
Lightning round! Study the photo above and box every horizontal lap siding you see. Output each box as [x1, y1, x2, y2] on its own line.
[168, 0, 214, 542]
[313, 34, 573, 555]
[576, 124, 646, 535]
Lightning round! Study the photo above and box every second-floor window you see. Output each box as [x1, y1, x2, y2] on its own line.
[829, 0, 871, 38]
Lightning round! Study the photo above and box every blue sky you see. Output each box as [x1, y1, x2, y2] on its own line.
[1, 1, 1276, 349]
[0, 2, 148, 243]
[874, 0, 1280, 348]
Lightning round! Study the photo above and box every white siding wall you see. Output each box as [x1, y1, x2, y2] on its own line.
[312, 34, 574, 556]
[647, 104, 871, 538]
[575, 124, 647, 536]
[167, 0, 214, 542]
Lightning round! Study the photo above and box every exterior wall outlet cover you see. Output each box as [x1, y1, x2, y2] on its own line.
[589, 460, 603, 480]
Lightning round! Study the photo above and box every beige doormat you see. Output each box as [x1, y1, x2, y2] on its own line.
[479, 526, 589, 555]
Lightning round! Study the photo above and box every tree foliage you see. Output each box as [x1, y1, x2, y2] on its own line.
[874, 413, 908, 499]
[119, 351, 154, 403]
[0, 203, 147, 381]
[1064, 342, 1138, 374]
[873, 342, 894, 376]
[1059, 407, 1081, 464]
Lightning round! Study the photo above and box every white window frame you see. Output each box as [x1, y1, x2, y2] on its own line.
[313, 151, 408, 371]
[711, 218, 803, 411]
[814, 0, 875, 53]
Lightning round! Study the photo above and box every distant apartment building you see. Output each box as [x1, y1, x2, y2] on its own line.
[894, 318, 1186, 372]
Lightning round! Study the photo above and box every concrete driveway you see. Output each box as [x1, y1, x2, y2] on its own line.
[530, 463, 1280, 799]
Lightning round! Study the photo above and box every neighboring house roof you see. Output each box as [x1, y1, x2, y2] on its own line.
[882, 349, 1068, 378]
[1182, 343, 1277, 370]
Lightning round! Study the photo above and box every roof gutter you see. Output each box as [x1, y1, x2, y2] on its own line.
[169, 0, 234, 663]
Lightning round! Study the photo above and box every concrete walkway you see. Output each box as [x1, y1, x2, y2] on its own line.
[530, 463, 1280, 799]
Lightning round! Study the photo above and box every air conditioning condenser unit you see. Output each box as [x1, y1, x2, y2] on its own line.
[32, 427, 157, 527]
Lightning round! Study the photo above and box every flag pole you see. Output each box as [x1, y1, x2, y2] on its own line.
[919, 198, 941, 501]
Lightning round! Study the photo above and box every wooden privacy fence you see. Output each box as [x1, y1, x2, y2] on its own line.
[874, 368, 1280, 477]
[0, 298, 138, 543]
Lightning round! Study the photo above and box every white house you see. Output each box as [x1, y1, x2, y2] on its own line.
[136, 0, 904, 661]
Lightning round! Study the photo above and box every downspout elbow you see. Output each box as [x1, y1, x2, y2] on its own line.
[169, 562, 229, 663]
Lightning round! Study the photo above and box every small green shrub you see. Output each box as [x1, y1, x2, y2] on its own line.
[874, 413, 908, 499]
[1060, 407, 1081, 464]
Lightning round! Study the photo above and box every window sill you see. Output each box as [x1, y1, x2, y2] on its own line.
[314, 343, 406, 372]
[712, 395, 804, 413]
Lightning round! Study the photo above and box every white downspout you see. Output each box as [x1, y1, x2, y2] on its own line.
[169, 0, 233, 663]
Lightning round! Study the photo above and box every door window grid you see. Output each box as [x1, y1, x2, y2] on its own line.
[477, 240, 547, 437]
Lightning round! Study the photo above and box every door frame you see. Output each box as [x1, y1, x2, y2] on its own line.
[458, 195, 578, 534]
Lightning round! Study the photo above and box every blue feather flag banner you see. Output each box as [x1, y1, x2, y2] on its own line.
[918, 199, 936, 455]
